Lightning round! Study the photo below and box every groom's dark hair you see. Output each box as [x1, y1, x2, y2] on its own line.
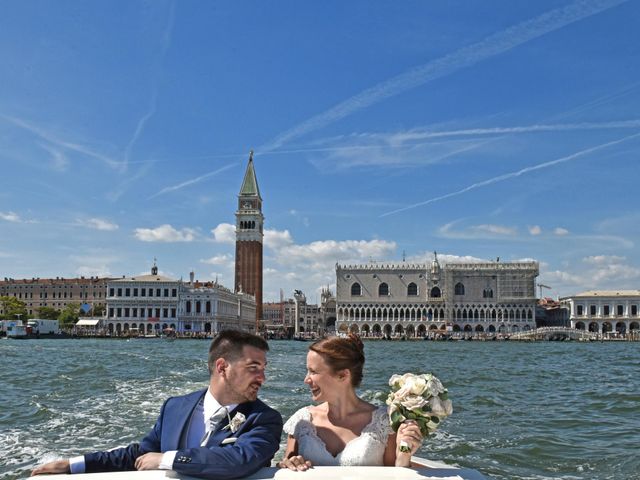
[208, 330, 269, 374]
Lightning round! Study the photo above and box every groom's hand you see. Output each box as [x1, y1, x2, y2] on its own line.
[278, 455, 313, 471]
[135, 452, 163, 470]
[31, 459, 71, 476]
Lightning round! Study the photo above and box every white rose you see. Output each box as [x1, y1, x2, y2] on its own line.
[388, 374, 404, 388]
[409, 376, 427, 396]
[400, 394, 428, 411]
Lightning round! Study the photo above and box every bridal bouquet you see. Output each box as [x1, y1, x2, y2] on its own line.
[386, 373, 453, 452]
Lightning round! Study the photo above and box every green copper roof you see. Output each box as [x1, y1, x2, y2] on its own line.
[239, 151, 261, 198]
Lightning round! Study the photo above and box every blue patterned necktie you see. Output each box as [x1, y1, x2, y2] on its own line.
[200, 406, 228, 447]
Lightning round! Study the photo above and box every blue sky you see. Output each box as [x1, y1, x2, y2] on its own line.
[1, 0, 639, 302]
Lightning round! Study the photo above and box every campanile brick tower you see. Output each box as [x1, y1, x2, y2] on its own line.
[234, 151, 263, 332]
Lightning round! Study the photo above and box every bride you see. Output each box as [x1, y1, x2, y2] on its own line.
[278, 335, 423, 470]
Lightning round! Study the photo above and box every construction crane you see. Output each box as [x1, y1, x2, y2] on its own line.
[537, 283, 551, 298]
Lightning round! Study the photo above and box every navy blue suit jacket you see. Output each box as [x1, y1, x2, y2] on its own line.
[83, 389, 283, 479]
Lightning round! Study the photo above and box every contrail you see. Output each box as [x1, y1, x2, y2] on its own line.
[122, 1, 175, 172]
[0, 114, 122, 169]
[260, 0, 627, 151]
[380, 120, 640, 143]
[380, 131, 640, 217]
[148, 163, 236, 199]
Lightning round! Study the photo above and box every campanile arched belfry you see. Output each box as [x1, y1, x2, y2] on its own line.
[234, 151, 263, 331]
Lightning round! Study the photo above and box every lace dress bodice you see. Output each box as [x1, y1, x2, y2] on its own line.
[283, 406, 392, 466]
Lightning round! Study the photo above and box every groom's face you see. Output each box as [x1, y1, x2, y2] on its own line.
[223, 345, 267, 403]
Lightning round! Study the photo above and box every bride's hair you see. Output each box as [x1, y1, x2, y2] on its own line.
[309, 334, 365, 387]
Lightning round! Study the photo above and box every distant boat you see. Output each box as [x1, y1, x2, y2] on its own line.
[6, 324, 28, 339]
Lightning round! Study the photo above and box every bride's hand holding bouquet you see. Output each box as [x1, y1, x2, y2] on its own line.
[386, 373, 453, 460]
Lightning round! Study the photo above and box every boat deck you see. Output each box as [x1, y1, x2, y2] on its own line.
[38, 458, 486, 480]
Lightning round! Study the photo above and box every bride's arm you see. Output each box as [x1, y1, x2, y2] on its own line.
[384, 422, 424, 467]
[277, 435, 313, 471]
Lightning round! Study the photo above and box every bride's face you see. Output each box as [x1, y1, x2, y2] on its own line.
[304, 350, 347, 402]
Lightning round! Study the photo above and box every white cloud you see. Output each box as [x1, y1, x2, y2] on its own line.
[84, 218, 119, 231]
[200, 254, 232, 266]
[134, 224, 196, 242]
[583, 255, 625, 265]
[75, 265, 112, 277]
[0, 211, 21, 222]
[540, 255, 640, 296]
[438, 221, 518, 239]
[554, 227, 569, 236]
[264, 229, 294, 249]
[528, 225, 542, 235]
[211, 223, 236, 244]
[470, 224, 517, 236]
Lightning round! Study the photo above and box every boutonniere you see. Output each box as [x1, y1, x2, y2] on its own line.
[224, 412, 246, 433]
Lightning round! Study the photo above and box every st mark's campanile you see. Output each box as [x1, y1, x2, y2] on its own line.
[234, 151, 263, 331]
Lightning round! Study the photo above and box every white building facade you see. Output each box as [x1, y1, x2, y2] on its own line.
[105, 265, 256, 335]
[336, 255, 539, 337]
[561, 290, 640, 335]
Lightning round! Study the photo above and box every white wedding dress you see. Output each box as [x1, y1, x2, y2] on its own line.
[283, 406, 392, 466]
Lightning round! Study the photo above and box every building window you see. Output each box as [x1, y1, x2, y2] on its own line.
[483, 289, 493, 298]
[148, 288, 153, 297]
[141, 288, 146, 297]
[407, 283, 418, 296]
[617, 305, 624, 316]
[454, 283, 465, 295]
[132, 308, 137, 318]
[155, 288, 161, 297]
[590, 305, 596, 315]
[124, 308, 130, 317]
[171, 308, 176, 318]
[430, 286, 441, 298]
[351, 283, 361, 296]
[125, 288, 130, 297]
[196, 301, 201, 313]
[133, 288, 138, 296]
[163, 308, 168, 318]
[378, 283, 389, 296]
[117, 288, 122, 297]
[109, 288, 115, 297]
[109, 308, 114, 317]
[603, 305, 610, 316]
[206, 301, 211, 313]
[577, 305, 584, 316]
[164, 288, 169, 297]
[186, 301, 192, 313]
[155, 308, 160, 318]
[116, 308, 122, 317]
[632, 305, 638, 316]
[172, 288, 177, 297]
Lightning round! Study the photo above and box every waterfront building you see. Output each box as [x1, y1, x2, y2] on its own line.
[535, 297, 569, 328]
[335, 254, 539, 337]
[235, 151, 264, 331]
[561, 290, 640, 335]
[261, 288, 336, 337]
[105, 263, 256, 335]
[0, 276, 110, 317]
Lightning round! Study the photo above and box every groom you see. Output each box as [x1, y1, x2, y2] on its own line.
[32, 330, 283, 479]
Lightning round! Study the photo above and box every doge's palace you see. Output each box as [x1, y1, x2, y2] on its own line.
[336, 253, 539, 337]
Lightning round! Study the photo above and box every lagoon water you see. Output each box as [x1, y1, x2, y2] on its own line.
[1, 339, 639, 480]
